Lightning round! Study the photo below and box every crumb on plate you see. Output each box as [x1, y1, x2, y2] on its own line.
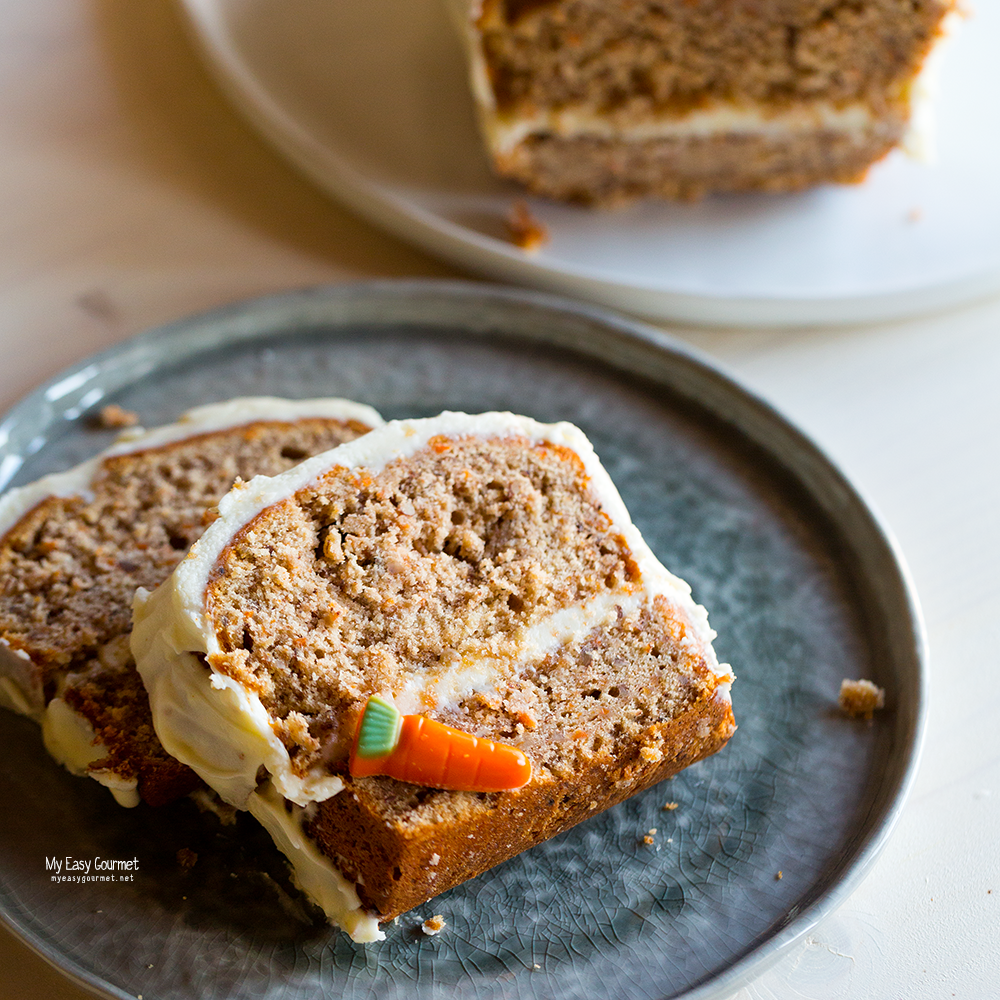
[839, 678, 885, 719]
[507, 200, 549, 253]
[176, 848, 198, 870]
[96, 404, 139, 429]
[422, 914, 446, 936]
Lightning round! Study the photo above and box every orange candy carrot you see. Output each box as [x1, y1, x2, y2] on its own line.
[349, 696, 532, 793]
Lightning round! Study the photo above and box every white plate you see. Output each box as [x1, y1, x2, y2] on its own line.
[179, 0, 1000, 327]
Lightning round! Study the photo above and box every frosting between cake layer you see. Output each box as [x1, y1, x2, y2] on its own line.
[395, 587, 659, 717]
[484, 102, 885, 157]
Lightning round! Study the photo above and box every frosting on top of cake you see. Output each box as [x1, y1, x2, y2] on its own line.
[0, 396, 385, 539]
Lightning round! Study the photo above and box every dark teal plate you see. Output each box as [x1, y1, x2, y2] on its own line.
[0, 281, 925, 1000]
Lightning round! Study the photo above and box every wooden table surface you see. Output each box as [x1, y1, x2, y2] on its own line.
[1, 3, 997, 998]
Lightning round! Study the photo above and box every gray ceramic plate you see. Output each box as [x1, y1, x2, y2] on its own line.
[0, 282, 925, 1000]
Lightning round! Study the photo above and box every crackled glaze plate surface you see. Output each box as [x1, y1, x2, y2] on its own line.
[176, 0, 1000, 326]
[0, 283, 924, 999]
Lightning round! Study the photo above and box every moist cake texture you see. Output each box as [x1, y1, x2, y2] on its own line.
[0, 397, 383, 806]
[455, 0, 956, 202]
[134, 412, 736, 939]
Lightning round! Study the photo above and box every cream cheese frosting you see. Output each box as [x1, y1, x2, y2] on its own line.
[42, 698, 141, 808]
[0, 396, 385, 804]
[0, 396, 385, 542]
[132, 411, 731, 938]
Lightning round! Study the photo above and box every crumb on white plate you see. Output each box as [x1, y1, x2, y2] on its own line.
[506, 200, 549, 253]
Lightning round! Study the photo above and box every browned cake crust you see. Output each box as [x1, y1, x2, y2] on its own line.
[0, 415, 374, 805]
[471, 0, 954, 202]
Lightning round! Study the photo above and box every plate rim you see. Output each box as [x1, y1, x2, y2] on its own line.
[173, 0, 1000, 329]
[0, 279, 928, 999]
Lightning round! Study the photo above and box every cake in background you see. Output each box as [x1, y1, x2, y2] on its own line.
[453, 0, 956, 204]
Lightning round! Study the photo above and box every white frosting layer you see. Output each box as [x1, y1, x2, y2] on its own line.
[486, 102, 881, 157]
[396, 588, 654, 717]
[248, 782, 384, 943]
[0, 640, 43, 720]
[41, 698, 141, 808]
[132, 411, 729, 938]
[0, 396, 385, 803]
[0, 396, 385, 540]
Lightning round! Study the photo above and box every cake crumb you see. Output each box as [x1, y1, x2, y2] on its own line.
[839, 678, 885, 719]
[96, 404, 139, 429]
[176, 848, 198, 870]
[643, 827, 657, 844]
[506, 200, 549, 253]
[429, 853, 440, 866]
[422, 914, 446, 936]
[662, 801, 679, 811]
[776, 871, 783, 880]
[640, 746, 663, 763]
[907, 207, 923, 223]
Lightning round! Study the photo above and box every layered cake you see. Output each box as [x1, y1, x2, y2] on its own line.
[133, 411, 736, 939]
[0, 397, 383, 806]
[454, 0, 956, 203]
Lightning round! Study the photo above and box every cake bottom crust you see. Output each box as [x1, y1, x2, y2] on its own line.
[306, 688, 736, 922]
[494, 120, 906, 204]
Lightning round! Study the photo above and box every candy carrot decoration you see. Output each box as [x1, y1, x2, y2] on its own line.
[349, 696, 532, 793]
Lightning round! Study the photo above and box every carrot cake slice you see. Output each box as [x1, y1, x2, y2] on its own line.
[0, 397, 383, 807]
[133, 411, 736, 940]
[453, 0, 956, 203]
